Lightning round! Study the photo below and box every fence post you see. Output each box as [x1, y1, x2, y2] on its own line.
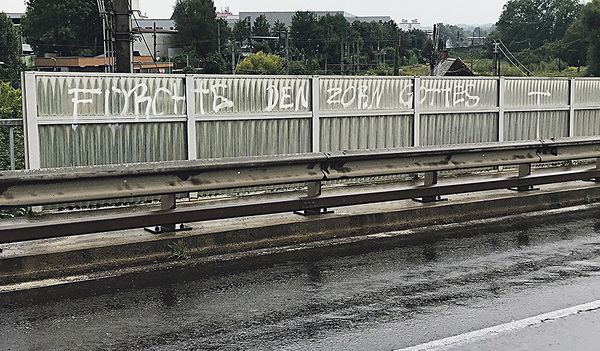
[186, 74, 197, 161]
[413, 76, 421, 147]
[498, 77, 505, 143]
[311, 76, 321, 153]
[22, 72, 40, 170]
[569, 78, 575, 138]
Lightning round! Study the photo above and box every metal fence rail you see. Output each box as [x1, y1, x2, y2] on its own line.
[1, 138, 599, 243]
[0, 119, 23, 171]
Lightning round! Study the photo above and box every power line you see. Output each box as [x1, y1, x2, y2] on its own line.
[131, 8, 159, 71]
[497, 39, 533, 76]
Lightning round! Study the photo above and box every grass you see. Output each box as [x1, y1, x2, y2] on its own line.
[168, 239, 191, 260]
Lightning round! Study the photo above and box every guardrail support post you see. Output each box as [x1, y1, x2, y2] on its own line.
[307, 181, 322, 198]
[144, 194, 191, 234]
[413, 171, 447, 203]
[511, 163, 538, 192]
[295, 181, 332, 216]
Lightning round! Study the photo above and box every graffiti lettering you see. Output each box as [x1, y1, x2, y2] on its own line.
[69, 88, 102, 118]
[67, 79, 498, 120]
[453, 84, 480, 108]
[419, 84, 480, 108]
[265, 85, 309, 112]
[327, 85, 384, 109]
[69, 83, 185, 118]
[195, 84, 235, 114]
[397, 84, 412, 108]
[528, 91, 552, 106]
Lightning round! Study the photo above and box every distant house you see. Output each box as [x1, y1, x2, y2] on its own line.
[431, 55, 474, 76]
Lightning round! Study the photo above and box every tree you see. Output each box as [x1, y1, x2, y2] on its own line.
[317, 14, 354, 73]
[252, 15, 273, 53]
[202, 52, 228, 74]
[438, 24, 469, 48]
[271, 20, 287, 37]
[495, 0, 581, 50]
[173, 0, 219, 57]
[252, 15, 271, 37]
[217, 18, 232, 54]
[0, 82, 24, 171]
[0, 13, 22, 87]
[580, 0, 600, 75]
[290, 11, 319, 61]
[21, 0, 103, 57]
[236, 51, 284, 75]
[232, 19, 250, 47]
[559, 16, 587, 69]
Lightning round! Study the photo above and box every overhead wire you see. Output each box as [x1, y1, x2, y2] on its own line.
[497, 39, 533, 76]
[130, 4, 159, 72]
[497, 45, 529, 76]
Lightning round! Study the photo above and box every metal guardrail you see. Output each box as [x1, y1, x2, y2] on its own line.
[1, 138, 599, 243]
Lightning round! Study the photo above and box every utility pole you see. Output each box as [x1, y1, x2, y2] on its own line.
[493, 41, 501, 76]
[231, 40, 236, 74]
[285, 30, 289, 75]
[217, 23, 221, 54]
[153, 22, 157, 59]
[114, 0, 132, 73]
[340, 38, 344, 74]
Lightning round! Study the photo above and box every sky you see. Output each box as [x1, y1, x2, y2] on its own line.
[0, 0, 540, 28]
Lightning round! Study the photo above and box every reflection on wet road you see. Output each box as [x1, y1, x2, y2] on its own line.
[2, 206, 600, 350]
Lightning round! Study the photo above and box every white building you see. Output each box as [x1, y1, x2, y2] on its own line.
[217, 8, 239, 27]
[132, 19, 180, 58]
[398, 19, 421, 31]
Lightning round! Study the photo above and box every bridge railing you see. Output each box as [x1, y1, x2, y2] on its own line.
[1, 138, 599, 242]
[0, 119, 23, 171]
[22, 73, 600, 171]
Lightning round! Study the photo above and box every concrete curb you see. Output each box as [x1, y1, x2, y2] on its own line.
[1, 182, 600, 286]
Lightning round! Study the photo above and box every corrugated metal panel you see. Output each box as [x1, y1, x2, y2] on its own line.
[503, 111, 569, 141]
[193, 76, 311, 115]
[419, 78, 498, 110]
[419, 113, 499, 146]
[39, 122, 186, 168]
[36, 74, 186, 119]
[320, 115, 413, 152]
[574, 110, 600, 137]
[196, 119, 311, 158]
[504, 78, 569, 107]
[573, 79, 600, 107]
[319, 77, 414, 111]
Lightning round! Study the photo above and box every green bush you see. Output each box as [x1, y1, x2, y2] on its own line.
[236, 51, 285, 75]
[0, 82, 24, 170]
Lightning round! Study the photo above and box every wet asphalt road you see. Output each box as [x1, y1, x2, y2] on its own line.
[2, 205, 600, 350]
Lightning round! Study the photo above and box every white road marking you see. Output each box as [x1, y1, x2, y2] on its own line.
[396, 300, 600, 351]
